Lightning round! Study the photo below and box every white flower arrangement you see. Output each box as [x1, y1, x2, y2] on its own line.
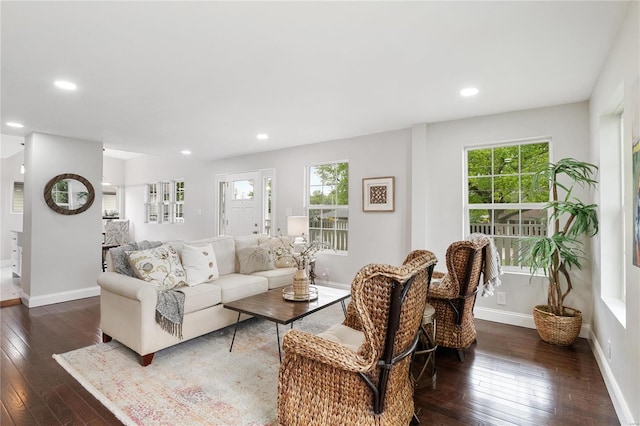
[272, 236, 331, 270]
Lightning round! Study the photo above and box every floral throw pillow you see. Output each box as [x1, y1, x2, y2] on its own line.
[126, 243, 186, 290]
[181, 243, 219, 286]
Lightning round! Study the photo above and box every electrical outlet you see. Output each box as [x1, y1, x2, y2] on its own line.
[607, 340, 612, 360]
[497, 292, 507, 305]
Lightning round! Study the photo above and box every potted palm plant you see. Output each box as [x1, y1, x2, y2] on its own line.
[520, 158, 599, 345]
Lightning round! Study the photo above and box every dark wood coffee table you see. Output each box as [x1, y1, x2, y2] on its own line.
[223, 285, 350, 361]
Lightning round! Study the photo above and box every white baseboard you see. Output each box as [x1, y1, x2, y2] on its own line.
[588, 333, 636, 426]
[475, 306, 633, 425]
[22, 286, 100, 308]
[322, 281, 350, 290]
[474, 306, 591, 339]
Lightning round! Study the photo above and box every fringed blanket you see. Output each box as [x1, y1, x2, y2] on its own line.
[156, 290, 186, 339]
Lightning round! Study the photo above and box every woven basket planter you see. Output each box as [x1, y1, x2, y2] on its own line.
[533, 305, 582, 346]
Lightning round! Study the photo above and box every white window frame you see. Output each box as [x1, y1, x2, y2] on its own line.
[145, 180, 185, 224]
[306, 160, 349, 254]
[464, 138, 551, 273]
[173, 180, 185, 223]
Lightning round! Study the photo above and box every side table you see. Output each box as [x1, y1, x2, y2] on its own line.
[412, 303, 437, 389]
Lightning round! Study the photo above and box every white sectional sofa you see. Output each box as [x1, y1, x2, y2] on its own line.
[97, 234, 296, 366]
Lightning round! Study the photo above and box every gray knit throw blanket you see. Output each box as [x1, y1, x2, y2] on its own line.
[156, 290, 185, 339]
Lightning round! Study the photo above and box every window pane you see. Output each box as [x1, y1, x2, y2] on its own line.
[521, 209, 547, 236]
[494, 209, 520, 236]
[175, 181, 185, 202]
[493, 176, 519, 203]
[521, 174, 549, 202]
[469, 209, 491, 235]
[468, 148, 492, 176]
[468, 177, 492, 203]
[521, 143, 549, 173]
[493, 145, 519, 175]
[233, 180, 253, 200]
[308, 162, 348, 252]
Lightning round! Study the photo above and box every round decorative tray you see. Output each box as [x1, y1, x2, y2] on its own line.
[282, 285, 318, 302]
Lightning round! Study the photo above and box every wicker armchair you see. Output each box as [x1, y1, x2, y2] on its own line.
[426, 239, 488, 362]
[277, 250, 437, 426]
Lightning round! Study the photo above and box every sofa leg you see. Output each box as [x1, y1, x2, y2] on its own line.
[140, 353, 155, 367]
[102, 332, 112, 343]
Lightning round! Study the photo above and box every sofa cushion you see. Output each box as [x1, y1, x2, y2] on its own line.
[237, 246, 274, 274]
[126, 243, 187, 290]
[251, 267, 296, 289]
[182, 243, 219, 285]
[214, 274, 269, 303]
[181, 283, 222, 314]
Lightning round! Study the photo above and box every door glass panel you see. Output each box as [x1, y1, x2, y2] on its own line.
[233, 180, 254, 200]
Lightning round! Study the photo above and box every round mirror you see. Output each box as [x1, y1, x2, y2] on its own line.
[44, 174, 95, 215]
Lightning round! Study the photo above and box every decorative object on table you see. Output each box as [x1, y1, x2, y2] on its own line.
[272, 237, 329, 299]
[362, 176, 395, 212]
[282, 285, 319, 302]
[519, 158, 599, 346]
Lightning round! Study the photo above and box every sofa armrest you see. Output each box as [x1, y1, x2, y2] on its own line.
[97, 272, 157, 303]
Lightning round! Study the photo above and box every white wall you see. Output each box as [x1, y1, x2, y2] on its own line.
[1, 149, 24, 261]
[209, 129, 413, 285]
[22, 133, 103, 307]
[123, 154, 215, 242]
[588, 1, 639, 423]
[412, 102, 592, 321]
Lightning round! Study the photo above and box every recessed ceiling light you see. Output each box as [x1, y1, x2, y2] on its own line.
[54, 80, 77, 90]
[6, 122, 24, 128]
[256, 133, 269, 140]
[181, 150, 192, 155]
[460, 87, 479, 97]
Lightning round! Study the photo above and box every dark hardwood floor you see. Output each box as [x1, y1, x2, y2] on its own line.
[1, 297, 619, 425]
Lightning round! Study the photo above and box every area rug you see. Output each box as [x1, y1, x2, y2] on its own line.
[53, 304, 344, 426]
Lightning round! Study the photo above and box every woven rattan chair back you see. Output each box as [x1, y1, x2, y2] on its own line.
[278, 250, 437, 425]
[427, 240, 488, 362]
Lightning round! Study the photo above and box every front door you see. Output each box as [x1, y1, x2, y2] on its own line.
[225, 171, 260, 236]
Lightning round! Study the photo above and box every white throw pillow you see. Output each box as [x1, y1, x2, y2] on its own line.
[182, 243, 219, 286]
[126, 243, 186, 290]
[237, 246, 275, 274]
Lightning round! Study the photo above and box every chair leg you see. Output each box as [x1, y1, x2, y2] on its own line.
[456, 349, 465, 362]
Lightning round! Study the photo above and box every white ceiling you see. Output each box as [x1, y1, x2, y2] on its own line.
[0, 1, 630, 161]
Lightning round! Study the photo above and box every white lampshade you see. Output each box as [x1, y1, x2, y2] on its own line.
[287, 216, 309, 240]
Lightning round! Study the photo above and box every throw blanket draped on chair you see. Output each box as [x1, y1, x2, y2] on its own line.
[467, 233, 503, 296]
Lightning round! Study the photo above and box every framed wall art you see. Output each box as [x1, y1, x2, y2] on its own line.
[362, 176, 395, 212]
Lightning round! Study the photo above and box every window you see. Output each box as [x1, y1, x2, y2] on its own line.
[11, 182, 24, 213]
[145, 180, 185, 223]
[146, 183, 159, 223]
[102, 191, 118, 218]
[308, 161, 349, 253]
[466, 140, 550, 270]
[174, 180, 185, 223]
